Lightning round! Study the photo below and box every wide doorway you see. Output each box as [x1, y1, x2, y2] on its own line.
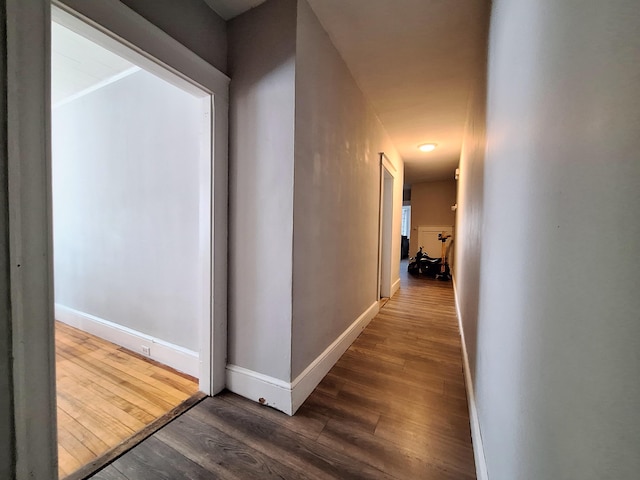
[51, 6, 213, 478]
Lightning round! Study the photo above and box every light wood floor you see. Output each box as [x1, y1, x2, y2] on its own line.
[89, 265, 476, 479]
[56, 321, 199, 479]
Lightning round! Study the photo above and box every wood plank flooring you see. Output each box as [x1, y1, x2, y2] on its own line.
[56, 321, 199, 479]
[89, 264, 476, 479]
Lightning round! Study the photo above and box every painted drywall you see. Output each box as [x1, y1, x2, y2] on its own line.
[455, 0, 640, 478]
[0, 242, 12, 478]
[53, 69, 206, 352]
[291, 0, 403, 379]
[454, 22, 489, 477]
[227, 0, 296, 381]
[61, 0, 228, 74]
[454, 78, 486, 384]
[409, 179, 457, 256]
[227, 0, 403, 385]
[0, 4, 14, 473]
[0, 181, 13, 480]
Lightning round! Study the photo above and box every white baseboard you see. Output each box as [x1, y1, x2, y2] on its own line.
[390, 277, 401, 296]
[226, 300, 380, 416]
[55, 304, 199, 377]
[290, 300, 379, 413]
[225, 364, 294, 414]
[451, 277, 489, 480]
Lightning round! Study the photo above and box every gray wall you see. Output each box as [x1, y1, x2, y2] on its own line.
[0, 146, 13, 479]
[4, 0, 57, 476]
[456, 0, 640, 478]
[227, 0, 297, 381]
[454, 80, 486, 382]
[0, 2, 15, 475]
[53, 70, 205, 351]
[291, 0, 403, 378]
[62, 0, 228, 74]
[409, 179, 457, 256]
[228, 0, 403, 383]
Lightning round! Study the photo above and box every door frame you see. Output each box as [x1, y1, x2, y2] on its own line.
[377, 153, 397, 300]
[51, 0, 221, 396]
[5, 0, 229, 477]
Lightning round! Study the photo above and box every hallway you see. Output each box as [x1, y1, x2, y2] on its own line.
[90, 270, 475, 480]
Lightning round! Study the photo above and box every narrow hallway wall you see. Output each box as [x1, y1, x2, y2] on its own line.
[0, 4, 14, 473]
[226, 0, 403, 413]
[455, 78, 486, 386]
[459, 1, 640, 478]
[292, 0, 403, 379]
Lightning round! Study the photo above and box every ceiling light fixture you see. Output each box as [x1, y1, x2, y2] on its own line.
[418, 143, 437, 152]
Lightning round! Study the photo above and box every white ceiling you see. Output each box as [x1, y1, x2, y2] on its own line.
[52, 22, 137, 106]
[209, 0, 489, 184]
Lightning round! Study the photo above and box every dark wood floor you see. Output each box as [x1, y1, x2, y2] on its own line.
[90, 264, 476, 479]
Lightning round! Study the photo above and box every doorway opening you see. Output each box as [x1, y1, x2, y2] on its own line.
[51, 6, 213, 478]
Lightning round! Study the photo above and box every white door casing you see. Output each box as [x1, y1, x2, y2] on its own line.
[5, 1, 229, 477]
[378, 153, 397, 299]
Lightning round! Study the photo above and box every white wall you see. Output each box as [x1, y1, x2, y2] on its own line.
[292, 0, 403, 378]
[53, 69, 206, 352]
[227, 0, 296, 382]
[456, 1, 640, 478]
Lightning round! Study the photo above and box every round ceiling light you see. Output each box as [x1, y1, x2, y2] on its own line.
[418, 143, 437, 152]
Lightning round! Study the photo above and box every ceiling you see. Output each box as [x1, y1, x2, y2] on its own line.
[52, 22, 137, 106]
[211, 0, 488, 185]
[202, 0, 268, 21]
